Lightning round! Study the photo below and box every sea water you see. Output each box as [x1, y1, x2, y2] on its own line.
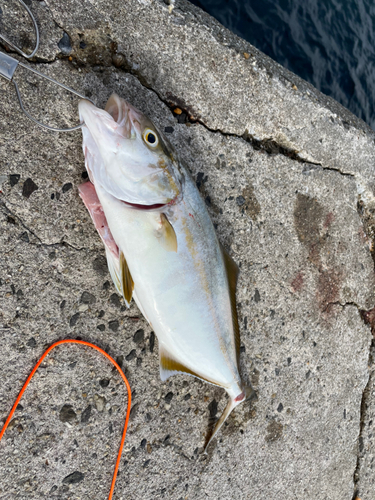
[190, 0, 375, 130]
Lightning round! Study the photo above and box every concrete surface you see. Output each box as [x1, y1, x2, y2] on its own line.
[0, 0, 375, 499]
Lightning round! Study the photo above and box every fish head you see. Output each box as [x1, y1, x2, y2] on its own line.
[79, 94, 183, 208]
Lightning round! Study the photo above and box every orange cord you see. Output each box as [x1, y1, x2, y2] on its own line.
[0, 339, 132, 500]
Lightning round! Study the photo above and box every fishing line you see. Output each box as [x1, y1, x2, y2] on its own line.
[0, 339, 132, 500]
[0, 0, 94, 131]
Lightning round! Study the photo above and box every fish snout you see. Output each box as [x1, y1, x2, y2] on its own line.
[79, 99, 117, 137]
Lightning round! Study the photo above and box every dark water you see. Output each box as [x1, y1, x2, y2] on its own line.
[190, 0, 375, 130]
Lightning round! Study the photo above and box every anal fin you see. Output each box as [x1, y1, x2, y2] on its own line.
[159, 344, 212, 384]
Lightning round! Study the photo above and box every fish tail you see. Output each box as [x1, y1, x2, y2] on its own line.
[204, 383, 256, 453]
[243, 382, 257, 402]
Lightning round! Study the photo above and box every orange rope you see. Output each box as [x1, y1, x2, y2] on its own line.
[0, 339, 132, 500]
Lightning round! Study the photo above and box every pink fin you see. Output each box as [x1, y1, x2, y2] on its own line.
[78, 181, 119, 259]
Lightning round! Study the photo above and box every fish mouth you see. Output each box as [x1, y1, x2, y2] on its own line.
[79, 96, 140, 139]
[105, 94, 142, 135]
[122, 195, 179, 211]
[123, 201, 167, 211]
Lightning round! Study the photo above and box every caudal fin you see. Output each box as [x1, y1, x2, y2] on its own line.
[204, 384, 256, 453]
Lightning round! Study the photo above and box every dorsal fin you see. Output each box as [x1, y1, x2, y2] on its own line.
[159, 343, 213, 384]
[221, 245, 240, 364]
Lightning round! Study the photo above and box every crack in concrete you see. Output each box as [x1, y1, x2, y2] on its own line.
[323, 302, 375, 500]
[37, 239, 86, 252]
[135, 77, 359, 178]
[1, 199, 86, 252]
[319, 165, 355, 178]
[352, 338, 374, 499]
[0, 40, 60, 65]
[352, 305, 375, 498]
[1, 199, 43, 243]
[323, 301, 362, 313]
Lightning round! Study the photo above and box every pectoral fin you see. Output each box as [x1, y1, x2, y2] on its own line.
[155, 213, 177, 252]
[221, 245, 240, 363]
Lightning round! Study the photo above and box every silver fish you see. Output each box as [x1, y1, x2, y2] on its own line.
[78, 94, 254, 450]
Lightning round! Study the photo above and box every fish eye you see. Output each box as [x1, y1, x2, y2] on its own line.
[143, 128, 159, 147]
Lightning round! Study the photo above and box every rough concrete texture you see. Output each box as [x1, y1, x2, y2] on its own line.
[1, 0, 375, 499]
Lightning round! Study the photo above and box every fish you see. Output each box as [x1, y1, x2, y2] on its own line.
[78, 94, 255, 450]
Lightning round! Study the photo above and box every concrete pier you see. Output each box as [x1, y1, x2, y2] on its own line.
[0, 1, 374, 498]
